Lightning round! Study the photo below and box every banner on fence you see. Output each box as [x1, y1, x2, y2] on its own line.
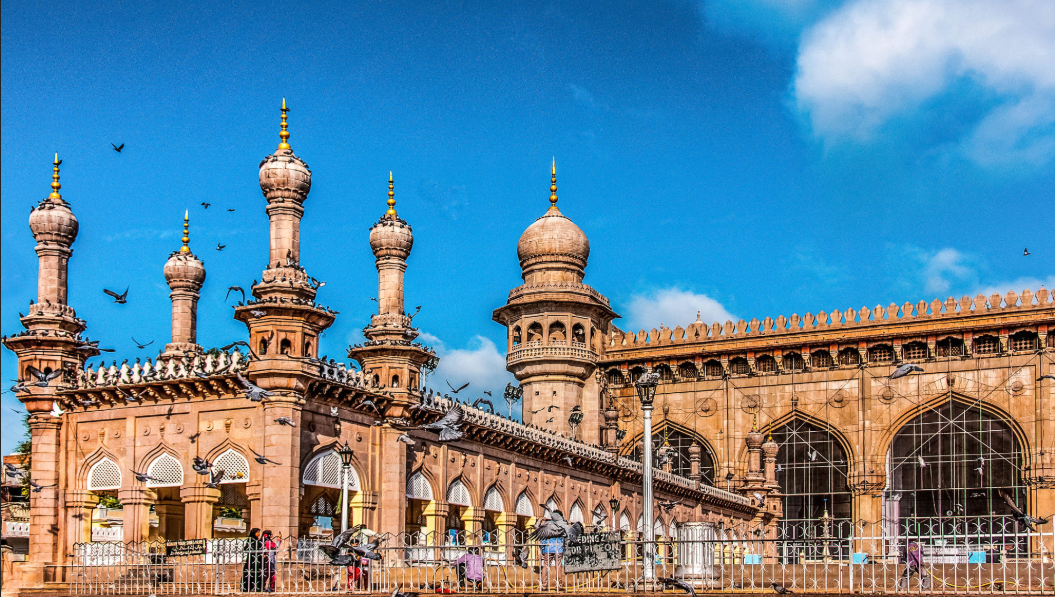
[166, 539, 207, 556]
[564, 531, 621, 573]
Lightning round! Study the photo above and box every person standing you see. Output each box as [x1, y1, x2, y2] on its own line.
[262, 530, 282, 592]
[241, 528, 266, 592]
[539, 536, 564, 590]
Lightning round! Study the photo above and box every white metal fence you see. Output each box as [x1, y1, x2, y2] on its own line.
[71, 520, 1054, 594]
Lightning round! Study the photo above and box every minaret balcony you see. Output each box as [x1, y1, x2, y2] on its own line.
[507, 341, 597, 366]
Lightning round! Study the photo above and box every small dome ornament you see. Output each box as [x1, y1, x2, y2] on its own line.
[259, 98, 311, 203]
[164, 211, 205, 289]
[515, 159, 591, 281]
[29, 153, 79, 245]
[278, 97, 291, 151]
[369, 172, 413, 259]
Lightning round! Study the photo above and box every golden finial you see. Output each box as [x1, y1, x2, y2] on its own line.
[386, 171, 397, 216]
[278, 97, 291, 150]
[549, 157, 558, 209]
[180, 210, 190, 253]
[49, 153, 62, 200]
[751, 411, 758, 432]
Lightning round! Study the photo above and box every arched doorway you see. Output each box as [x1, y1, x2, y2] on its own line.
[302, 449, 362, 537]
[887, 398, 1026, 551]
[770, 418, 852, 562]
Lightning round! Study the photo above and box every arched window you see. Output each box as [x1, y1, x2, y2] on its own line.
[606, 369, 625, 386]
[213, 449, 250, 483]
[303, 341, 312, 357]
[145, 453, 184, 488]
[974, 335, 1000, 355]
[783, 353, 805, 372]
[88, 458, 122, 491]
[936, 337, 965, 357]
[572, 324, 586, 344]
[447, 479, 472, 507]
[629, 366, 646, 381]
[406, 471, 433, 500]
[483, 486, 504, 512]
[811, 350, 833, 368]
[548, 321, 566, 342]
[280, 338, 292, 355]
[544, 497, 558, 517]
[259, 338, 268, 355]
[837, 347, 860, 366]
[592, 504, 608, 527]
[303, 450, 360, 490]
[526, 323, 543, 343]
[703, 360, 723, 378]
[654, 364, 674, 382]
[868, 344, 894, 363]
[771, 419, 851, 559]
[631, 428, 716, 485]
[372, 374, 380, 386]
[902, 342, 928, 362]
[619, 512, 631, 531]
[512, 326, 522, 347]
[729, 357, 750, 376]
[1009, 330, 1038, 352]
[756, 355, 777, 374]
[515, 491, 534, 517]
[888, 399, 1024, 544]
[568, 502, 584, 524]
[678, 362, 698, 380]
[391, 374, 400, 388]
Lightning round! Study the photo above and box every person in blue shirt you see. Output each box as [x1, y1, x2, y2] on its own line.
[539, 535, 564, 589]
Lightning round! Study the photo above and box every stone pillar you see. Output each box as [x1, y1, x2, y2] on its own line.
[266, 201, 305, 267]
[603, 405, 620, 452]
[118, 489, 158, 545]
[180, 485, 220, 540]
[423, 502, 449, 541]
[260, 399, 302, 538]
[247, 483, 262, 531]
[460, 507, 487, 544]
[376, 426, 409, 538]
[163, 214, 206, 354]
[35, 245, 73, 307]
[495, 512, 518, 557]
[64, 490, 99, 558]
[688, 442, 702, 482]
[376, 259, 407, 317]
[167, 285, 203, 350]
[154, 500, 185, 541]
[26, 416, 62, 582]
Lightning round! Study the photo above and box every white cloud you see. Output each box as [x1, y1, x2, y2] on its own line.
[793, 0, 1055, 166]
[418, 333, 517, 402]
[973, 275, 1055, 302]
[622, 288, 736, 332]
[921, 248, 976, 294]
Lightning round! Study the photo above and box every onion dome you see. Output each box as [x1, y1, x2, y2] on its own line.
[688, 441, 702, 459]
[746, 414, 764, 448]
[164, 212, 206, 290]
[259, 98, 311, 203]
[762, 433, 779, 456]
[369, 173, 414, 259]
[516, 160, 590, 280]
[29, 154, 79, 245]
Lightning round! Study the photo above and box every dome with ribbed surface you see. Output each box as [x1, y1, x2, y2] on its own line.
[29, 199, 79, 245]
[369, 215, 414, 259]
[516, 207, 590, 283]
[259, 149, 311, 202]
[164, 251, 206, 289]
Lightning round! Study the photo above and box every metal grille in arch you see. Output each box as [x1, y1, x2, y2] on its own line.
[302, 450, 359, 490]
[406, 471, 433, 500]
[515, 491, 533, 516]
[484, 486, 503, 511]
[146, 454, 183, 487]
[87, 458, 121, 491]
[213, 449, 250, 483]
[446, 479, 471, 506]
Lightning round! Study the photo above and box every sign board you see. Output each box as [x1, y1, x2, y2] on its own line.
[166, 539, 207, 557]
[564, 531, 622, 573]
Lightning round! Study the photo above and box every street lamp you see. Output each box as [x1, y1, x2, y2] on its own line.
[337, 442, 354, 532]
[634, 370, 660, 584]
[608, 497, 620, 530]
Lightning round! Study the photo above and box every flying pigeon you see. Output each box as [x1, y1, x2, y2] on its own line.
[446, 380, 470, 394]
[131, 470, 161, 484]
[274, 416, 296, 427]
[26, 366, 63, 387]
[890, 364, 924, 379]
[192, 457, 212, 475]
[472, 397, 494, 413]
[28, 479, 56, 492]
[416, 404, 464, 442]
[249, 448, 280, 466]
[132, 337, 154, 349]
[103, 287, 129, 304]
[225, 286, 245, 302]
[235, 373, 272, 402]
[111, 143, 124, 153]
[204, 468, 226, 488]
[529, 509, 584, 546]
[999, 489, 1050, 532]
[397, 433, 415, 446]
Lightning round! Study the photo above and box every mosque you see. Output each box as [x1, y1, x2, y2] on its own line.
[2, 102, 1052, 589]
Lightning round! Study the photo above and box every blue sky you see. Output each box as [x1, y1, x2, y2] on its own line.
[3, 0, 1053, 455]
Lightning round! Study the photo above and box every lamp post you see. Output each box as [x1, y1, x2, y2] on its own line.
[634, 370, 660, 584]
[337, 442, 354, 532]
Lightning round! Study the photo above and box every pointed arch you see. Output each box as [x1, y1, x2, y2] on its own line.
[145, 453, 184, 488]
[78, 447, 121, 490]
[87, 457, 122, 491]
[761, 409, 858, 467]
[446, 477, 472, 507]
[515, 489, 535, 517]
[625, 420, 718, 484]
[543, 495, 560, 517]
[213, 449, 250, 484]
[407, 469, 434, 500]
[136, 441, 182, 472]
[568, 500, 585, 524]
[303, 449, 361, 491]
[483, 484, 504, 512]
[591, 503, 608, 526]
[619, 511, 631, 531]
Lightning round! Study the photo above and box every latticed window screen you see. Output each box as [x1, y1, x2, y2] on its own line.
[729, 358, 750, 375]
[703, 361, 723, 378]
[446, 479, 471, 506]
[309, 495, 335, 516]
[213, 449, 250, 483]
[783, 353, 805, 372]
[146, 454, 184, 487]
[483, 486, 503, 512]
[902, 342, 928, 361]
[1009, 332, 1038, 352]
[936, 337, 965, 357]
[677, 363, 697, 380]
[811, 350, 833, 368]
[868, 345, 894, 362]
[303, 450, 359, 490]
[837, 348, 860, 365]
[544, 497, 558, 517]
[756, 356, 777, 373]
[406, 471, 433, 500]
[568, 503, 584, 524]
[619, 512, 631, 531]
[974, 335, 1000, 354]
[220, 484, 247, 507]
[515, 492, 534, 516]
[88, 458, 122, 491]
[607, 370, 625, 386]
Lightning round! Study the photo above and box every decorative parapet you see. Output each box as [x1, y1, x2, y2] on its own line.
[507, 281, 611, 306]
[419, 394, 752, 509]
[607, 287, 1053, 352]
[76, 349, 249, 388]
[507, 342, 597, 365]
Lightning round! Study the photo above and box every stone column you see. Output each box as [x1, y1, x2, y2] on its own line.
[376, 426, 409, 538]
[35, 245, 73, 307]
[118, 489, 158, 545]
[423, 502, 449, 541]
[24, 416, 62, 584]
[688, 442, 702, 482]
[180, 485, 220, 540]
[266, 201, 305, 267]
[246, 483, 262, 531]
[460, 507, 487, 544]
[64, 490, 99, 558]
[260, 398, 302, 538]
[154, 500, 184, 541]
[494, 512, 518, 557]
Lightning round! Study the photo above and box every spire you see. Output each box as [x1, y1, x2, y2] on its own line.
[386, 171, 396, 216]
[50, 153, 62, 200]
[180, 210, 190, 253]
[278, 97, 291, 150]
[549, 157, 558, 209]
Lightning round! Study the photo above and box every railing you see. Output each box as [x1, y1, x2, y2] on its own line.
[507, 344, 598, 365]
[4, 520, 30, 538]
[71, 521, 1054, 594]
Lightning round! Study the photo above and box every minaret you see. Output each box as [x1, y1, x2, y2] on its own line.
[493, 161, 617, 443]
[348, 173, 435, 406]
[163, 211, 206, 354]
[3, 154, 97, 585]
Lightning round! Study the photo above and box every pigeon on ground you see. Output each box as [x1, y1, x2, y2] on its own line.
[772, 582, 793, 594]
[660, 577, 697, 596]
[392, 587, 418, 597]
